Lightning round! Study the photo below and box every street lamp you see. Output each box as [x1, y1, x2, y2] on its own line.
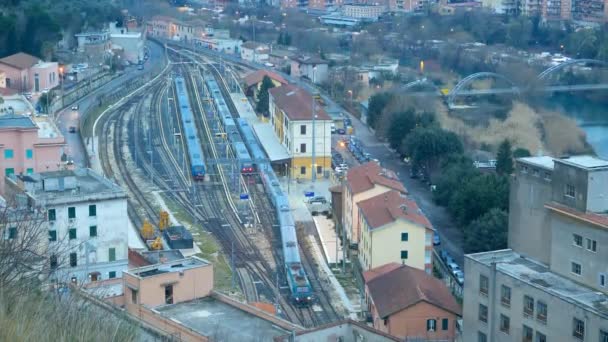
[312, 66, 317, 183]
[347, 89, 353, 103]
[59, 66, 64, 110]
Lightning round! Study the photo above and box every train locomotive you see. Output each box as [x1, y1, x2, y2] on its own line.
[174, 76, 206, 180]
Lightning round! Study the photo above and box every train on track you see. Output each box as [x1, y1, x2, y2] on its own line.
[204, 76, 255, 175]
[174, 76, 206, 180]
[205, 75, 313, 305]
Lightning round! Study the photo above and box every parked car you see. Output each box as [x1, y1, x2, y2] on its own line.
[336, 128, 345, 135]
[71, 105, 79, 111]
[440, 250, 449, 262]
[433, 232, 441, 245]
[68, 126, 77, 133]
[307, 196, 328, 204]
[454, 270, 464, 285]
[448, 262, 460, 273]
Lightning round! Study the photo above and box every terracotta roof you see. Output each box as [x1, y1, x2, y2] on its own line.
[363, 262, 401, 283]
[346, 161, 407, 195]
[243, 70, 287, 88]
[545, 202, 608, 229]
[269, 85, 331, 121]
[366, 264, 462, 319]
[0, 52, 41, 70]
[358, 190, 432, 230]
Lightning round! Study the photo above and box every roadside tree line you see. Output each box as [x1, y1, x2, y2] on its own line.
[368, 92, 523, 253]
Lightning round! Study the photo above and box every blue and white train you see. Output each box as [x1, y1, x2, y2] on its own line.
[205, 76, 254, 174]
[204, 75, 313, 305]
[174, 77, 206, 180]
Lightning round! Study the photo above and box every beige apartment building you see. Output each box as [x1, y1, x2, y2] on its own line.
[463, 155, 608, 342]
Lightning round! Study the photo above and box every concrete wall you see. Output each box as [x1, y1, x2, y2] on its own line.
[372, 301, 459, 341]
[241, 47, 269, 62]
[286, 118, 332, 178]
[463, 256, 608, 342]
[29, 62, 59, 92]
[48, 196, 129, 282]
[551, 161, 589, 212]
[585, 169, 608, 212]
[123, 263, 213, 308]
[359, 216, 432, 272]
[549, 212, 608, 291]
[292, 322, 397, 342]
[508, 162, 553, 264]
[0, 71, 5, 88]
[0, 64, 29, 92]
[111, 35, 144, 63]
[291, 62, 328, 84]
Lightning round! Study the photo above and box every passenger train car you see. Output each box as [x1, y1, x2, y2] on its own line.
[204, 74, 313, 304]
[174, 76, 206, 180]
[205, 76, 254, 174]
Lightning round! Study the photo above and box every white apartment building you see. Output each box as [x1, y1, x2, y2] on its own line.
[268, 84, 332, 179]
[5, 169, 129, 283]
[463, 155, 608, 342]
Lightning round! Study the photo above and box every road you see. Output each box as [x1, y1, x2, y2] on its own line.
[54, 41, 165, 168]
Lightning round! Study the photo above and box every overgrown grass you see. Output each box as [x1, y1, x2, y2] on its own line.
[161, 195, 234, 292]
[81, 103, 111, 138]
[0, 287, 139, 342]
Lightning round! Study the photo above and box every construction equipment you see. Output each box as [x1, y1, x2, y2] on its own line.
[159, 211, 170, 231]
[141, 220, 154, 240]
[150, 236, 163, 250]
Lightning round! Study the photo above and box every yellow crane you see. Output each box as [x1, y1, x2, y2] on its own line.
[150, 237, 163, 250]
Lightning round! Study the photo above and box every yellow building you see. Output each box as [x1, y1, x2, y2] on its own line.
[243, 70, 288, 101]
[358, 190, 434, 274]
[343, 162, 407, 248]
[269, 84, 332, 180]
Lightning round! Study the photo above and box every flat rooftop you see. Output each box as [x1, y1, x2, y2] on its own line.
[558, 155, 608, 170]
[253, 122, 290, 162]
[0, 114, 36, 129]
[156, 297, 294, 340]
[468, 249, 608, 318]
[127, 257, 208, 278]
[14, 168, 125, 205]
[518, 156, 555, 170]
[33, 116, 63, 139]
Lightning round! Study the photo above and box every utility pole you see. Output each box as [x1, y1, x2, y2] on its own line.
[311, 66, 317, 183]
[231, 241, 236, 290]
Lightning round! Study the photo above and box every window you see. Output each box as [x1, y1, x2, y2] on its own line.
[536, 300, 547, 324]
[478, 332, 487, 342]
[442, 318, 448, 331]
[543, 171, 551, 180]
[131, 289, 138, 304]
[522, 166, 528, 173]
[501, 285, 511, 307]
[109, 248, 116, 262]
[26, 168, 33, 174]
[565, 184, 576, 198]
[524, 295, 534, 317]
[317, 165, 322, 174]
[69, 253, 77, 267]
[300, 166, 306, 175]
[535, 332, 546, 342]
[300, 143, 306, 153]
[5, 168, 14, 176]
[573, 318, 585, 340]
[6, 227, 17, 240]
[400, 250, 408, 259]
[426, 319, 436, 332]
[600, 273, 606, 287]
[479, 275, 489, 296]
[586, 238, 597, 252]
[48, 209, 56, 221]
[401, 232, 409, 241]
[49, 230, 57, 242]
[89, 204, 96, 217]
[478, 304, 488, 323]
[165, 285, 174, 304]
[499, 314, 510, 334]
[533, 169, 539, 177]
[109, 271, 116, 279]
[571, 262, 582, 275]
[68, 207, 76, 219]
[25, 149, 33, 159]
[573, 234, 583, 247]
[89, 226, 97, 237]
[600, 330, 608, 342]
[523, 325, 533, 342]
[69, 228, 76, 240]
[300, 125, 306, 135]
[4, 149, 13, 159]
[50, 255, 58, 269]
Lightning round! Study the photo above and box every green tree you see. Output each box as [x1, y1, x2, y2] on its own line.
[513, 147, 531, 158]
[464, 208, 508, 253]
[256, 76, 275, 116]
[387, 109, 416, 150]
[402, 126, 463, 174]
[38, 91, 54, 114]
[496, 139, 514, 175]
[433, 154, 478, 206]
[367, 92, 393, 130]
[448, 173, 509, 226]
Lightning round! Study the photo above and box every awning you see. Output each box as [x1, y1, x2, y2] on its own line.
[252, 122, 290, 162]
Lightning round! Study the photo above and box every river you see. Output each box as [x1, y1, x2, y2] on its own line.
[540, 94, 608, 158]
